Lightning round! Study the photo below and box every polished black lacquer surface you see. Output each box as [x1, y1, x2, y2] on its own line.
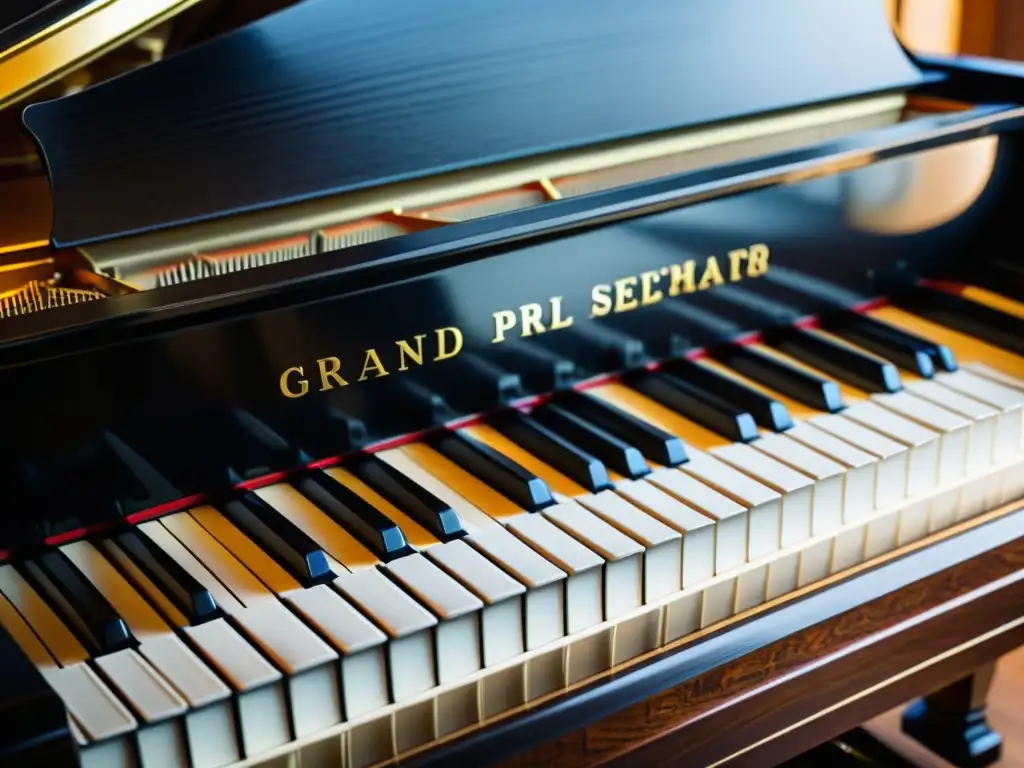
[2, 101, 1024, 551]
[24, 0, 923, 245]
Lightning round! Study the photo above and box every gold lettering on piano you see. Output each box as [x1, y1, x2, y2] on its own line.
[278, 326, 464, 398]
[491, 297, 574, 344]
[592, 244, 769, 318]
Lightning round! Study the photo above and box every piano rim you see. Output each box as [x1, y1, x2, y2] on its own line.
[393, 498, 1024, 768]
[0, 99, 1020, 360]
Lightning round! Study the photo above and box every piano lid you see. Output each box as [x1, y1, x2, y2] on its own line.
[0, 0, 206, 110]
[25, 0, 926, 249]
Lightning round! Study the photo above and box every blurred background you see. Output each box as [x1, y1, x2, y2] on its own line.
[887, 0, 1024, 59]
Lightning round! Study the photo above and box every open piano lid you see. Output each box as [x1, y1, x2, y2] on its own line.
[23, 0, 927, 249]
[0, 0, 204, 110]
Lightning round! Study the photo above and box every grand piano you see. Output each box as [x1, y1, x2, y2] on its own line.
[0, 1, 1023, 766]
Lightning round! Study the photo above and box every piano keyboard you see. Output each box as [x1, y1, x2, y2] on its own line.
[3, 297, 1024, 768]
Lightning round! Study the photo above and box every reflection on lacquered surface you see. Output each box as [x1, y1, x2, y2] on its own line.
[846, 135, 1000, 234]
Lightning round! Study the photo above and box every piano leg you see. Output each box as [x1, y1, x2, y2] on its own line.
[901, 662, 1002, 768]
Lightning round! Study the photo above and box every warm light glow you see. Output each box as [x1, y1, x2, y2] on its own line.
[899, 0, 963, 54]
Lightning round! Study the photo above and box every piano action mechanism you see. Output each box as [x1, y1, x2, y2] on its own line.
[0, 0, 1023, 766]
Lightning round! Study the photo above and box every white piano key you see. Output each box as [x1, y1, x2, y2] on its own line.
[680, 450, 782, 562]
[750, 434, 846, 537]
[542, 501, 645, 620]
[839, 401, 940, 498]
[808, 414, 909, 511]
[505, 512, 605, 634]
[576, 490, 683, 602]
[139, 635, 240, 768]
[782, 422, 878, 523]
[157, 513, 341, 747]
[386, 553, 485, 685]
[936, 369, 1024, 464]
[92, 649, 191, 768]
[964, 362, 1024, 393]
[614, 474, 716, 588]
[871, 391, 971, 484]
[904, 378, 999, 474]
[181, 618, 291, 757]
[332, 567, 438, 702]
[0, 564, 89, 665]
[0, 589, 136, 747]
[710, 443, 814, 549]
[426, 539, 527, 666]
[467, 523, 568, 650]
[645, 467, 747, 577]
[43, 663, 139, 742]
[285, 584, 389, 719]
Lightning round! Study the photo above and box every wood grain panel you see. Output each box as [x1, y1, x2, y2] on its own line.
[489, 537, 1024, 767]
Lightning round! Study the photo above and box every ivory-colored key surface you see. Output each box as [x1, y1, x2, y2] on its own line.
[92, 649, 189, 722]
[783, 422, 878, 521]
[158, 513, 339, 676]
[387, 553, 484, 621]
[0, 584, 137, 742]
[505, 512, 605, 634]
[645, 467, 748, 576]
[682, 450, 783, 562]
[903, 378, 999, 473]
[543, 500, 645, 621]
[710, 443, 814, 548]
[426, 539, 527, 666]
[387, 553, 484, 684]
[808, 414, 909, 511]
[333, 567, 437, 639]
[616, 474, 716, 587]
[936, 369, 1024, 461]
[750, 433, 846, 536]
[184, 620, 282, 691]
[967, 362, 1024, 392]
[870, 391, 971, 483]
[840, 402, 939, 497]
[576, 490, 682, 601]
[286, 585, 387, 655]
[467, 523, 568, 650]
[61, 541, 233, 710]
[254, 483, 380, 570]
[426, 540, 525, 605]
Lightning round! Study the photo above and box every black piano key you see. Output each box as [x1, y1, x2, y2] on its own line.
[625, 370, 760, 443]
[221, 493, 334, 586]
[491, 410, 613, 492]
[764, 327, 903, 393]
[661, 357, 794, 432]
[346, 453, 467, 541]
[894, 286, 1024, 358]
[530, 403, 650, 479]
[294, 471, 415, 561]
[551, 391, 687, 466]
[429, 430, 556, 511]
[21, 551, 133, 656]
[111, 530, 220, 625]
[710, 343, 846, 413]
[820, 312, 943, 377]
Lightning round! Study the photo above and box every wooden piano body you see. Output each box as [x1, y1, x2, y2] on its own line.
[0, 1, 1022, 766]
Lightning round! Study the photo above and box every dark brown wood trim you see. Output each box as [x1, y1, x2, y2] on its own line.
[490, 534, 1024, 768]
